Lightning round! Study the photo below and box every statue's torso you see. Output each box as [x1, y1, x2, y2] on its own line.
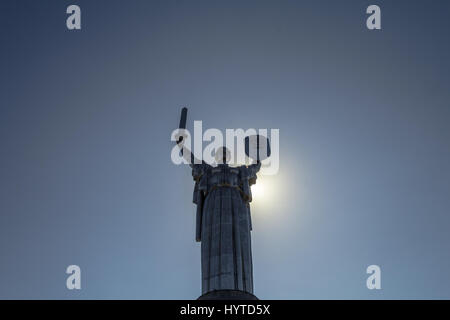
[207, 165, 240, 188]
[191, 162, 260, 295]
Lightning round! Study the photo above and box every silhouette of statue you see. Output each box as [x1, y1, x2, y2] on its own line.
[175, 108, 267, 299]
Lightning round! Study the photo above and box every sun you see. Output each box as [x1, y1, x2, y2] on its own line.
[251, 182, 265, 200]
[249, 175, 281, 210]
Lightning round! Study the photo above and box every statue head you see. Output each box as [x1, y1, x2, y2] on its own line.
[215, 146, 231, 165]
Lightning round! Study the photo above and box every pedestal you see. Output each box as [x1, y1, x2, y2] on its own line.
[198, 290, 258, 300]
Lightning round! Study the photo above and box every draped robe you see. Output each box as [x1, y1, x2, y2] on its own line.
[192, 162, 260, 294]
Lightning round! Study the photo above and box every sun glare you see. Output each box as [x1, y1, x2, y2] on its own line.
[250, 175, 283, 210]
[251, 183, 264, 200]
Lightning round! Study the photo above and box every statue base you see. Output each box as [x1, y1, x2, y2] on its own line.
[197, 290, 258, 300]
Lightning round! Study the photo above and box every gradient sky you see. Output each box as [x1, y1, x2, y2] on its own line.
[1, 0, 450, 299]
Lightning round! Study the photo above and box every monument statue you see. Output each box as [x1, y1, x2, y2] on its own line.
[175, 108, 270, 300]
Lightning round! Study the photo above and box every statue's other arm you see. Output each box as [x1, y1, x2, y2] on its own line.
[247, 161, 261, 185]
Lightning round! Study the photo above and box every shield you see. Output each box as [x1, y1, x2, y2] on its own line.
[244, 134, 271, 161]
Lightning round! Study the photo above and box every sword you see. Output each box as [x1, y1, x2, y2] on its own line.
[176, 107, 203, 165]
[177, 107, 189, 159]
[178, 107, 187, 144]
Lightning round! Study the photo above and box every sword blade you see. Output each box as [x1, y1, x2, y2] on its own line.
[179, 107, 187, 129]
[177, 108, 188, 156]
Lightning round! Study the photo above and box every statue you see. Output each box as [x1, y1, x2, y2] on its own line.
[175, 108, 269, 300]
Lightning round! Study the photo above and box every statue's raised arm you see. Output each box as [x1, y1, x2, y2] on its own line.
[247, 160, 261, 185]
[174, 107, 206, 168]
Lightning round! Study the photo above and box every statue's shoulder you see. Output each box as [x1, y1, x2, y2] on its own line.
[237, 164, 256, 171]
[234, 165, 248, 177]
[192, 163, 212, 180]
[241, 162, 261, 180]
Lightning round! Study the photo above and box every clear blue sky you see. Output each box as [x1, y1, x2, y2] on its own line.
[1, 0, 450, 299]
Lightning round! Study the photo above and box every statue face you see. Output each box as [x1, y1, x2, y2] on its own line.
[215, 147, 231, 164]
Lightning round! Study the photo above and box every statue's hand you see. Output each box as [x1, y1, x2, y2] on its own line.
[174, 129, 188, 147]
